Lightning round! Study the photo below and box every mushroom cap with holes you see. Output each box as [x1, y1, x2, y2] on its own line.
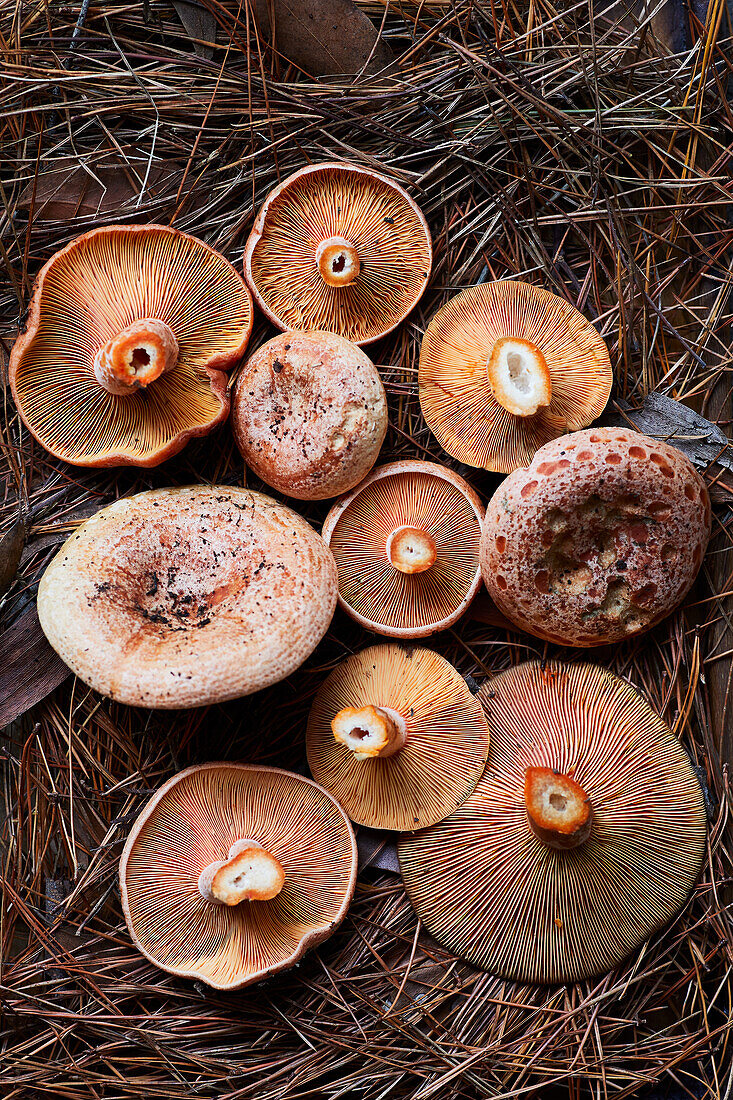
[243, 163, 432, 345]
[306, 644, 489, 830]
[481, 427, 711, 646]
[419, 281, 612, 472]
[10, 225, 253, 466]
[37, 486, 337, 708]
[398, 660, 707, 984]
[120, 764, 357, 990]
[322, 460, 484, 638]
[232, 331, 387, 500]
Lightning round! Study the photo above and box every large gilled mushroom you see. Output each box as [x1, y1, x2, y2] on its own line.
[322, 460, 484, 638]
[37, 486, 337, 708]
[243, 163, 432, 345]
[418, 281, 612, 472]
[481, 427, 712, 646]
[10, 224, 253, 466]
[120, 763, 357, 990]
[306, 644, 489, 830]
[232, 330, 387, 500]
[398, 660, 707, 985]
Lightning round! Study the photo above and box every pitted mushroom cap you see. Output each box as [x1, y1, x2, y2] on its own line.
[481, 427, 711, 646]
[232, 331, 387, 500]
[37, 486, 337, 708]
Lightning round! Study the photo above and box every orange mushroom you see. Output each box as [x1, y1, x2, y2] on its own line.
[398, 661, 707, 984]
[243, 163, 432, 345]
[418, 280, 612, 472]
[10, 224, 253, 466]
[120, 763, 357, 989]
[307, 644, 489, 830]
[322, 460, 484, 638]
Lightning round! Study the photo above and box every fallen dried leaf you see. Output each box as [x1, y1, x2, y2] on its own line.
[0, 603, 69, 729]
[18, 158, 176, 222]
[254, 0, 393, 76]
[0, 517, 27, 598]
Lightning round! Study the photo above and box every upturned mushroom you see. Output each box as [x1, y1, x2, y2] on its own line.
[37, 486, 337, 708]
[10, 224, 253, 466]
[232, 331, 387, 500]
[398, 660, 707, 984]
[307, 644, 489, 830]
[481, 426, 712, 645]
[419, 280, 612, 472]
[244, 163, 432, 345]
[120, 763, 357, 989]
[322, 460, 484, 638]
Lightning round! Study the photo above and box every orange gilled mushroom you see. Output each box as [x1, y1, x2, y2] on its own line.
[120, 764, 357, 990]
[243, 163, 432, 345]
[322, 460, 484, 638]
[398, 661, 707, 985]
[10, 224, 253, 466]
[418, 281, 612, 472]
[307, 644, 489, 830]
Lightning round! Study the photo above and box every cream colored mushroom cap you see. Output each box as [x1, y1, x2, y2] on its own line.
[37, 486, 337, 708]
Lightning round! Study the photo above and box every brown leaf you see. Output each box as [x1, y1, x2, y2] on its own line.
[172, 0, 216, 59]
[253, 0, 393, 76]
[0, 604, 69, 729]
[0, 518, 27, 598]
[17, 157, 175, 222]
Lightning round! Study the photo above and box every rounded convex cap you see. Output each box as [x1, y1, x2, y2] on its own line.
[398, 661, 707, 984]
[307, 644, 489, 830]
[322, 461, 484, 638]
[38, 486, 337, 708]
[10, 225, 253, 466]
[244, 163, 432, 345]
[419, 281, 612, 472]
[120, 764, 357, 989]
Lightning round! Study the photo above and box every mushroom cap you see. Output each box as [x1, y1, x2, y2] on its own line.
[243, 163, 432, 346]
[10, 224, 253, 467]
[418, 281, 612, 472]
[120, 763, 357, 990]
[232, 331, 387, 500]
[307, 644, 489, 830]
[481, 427, 711, 646]
[37, 486, 337, 708]
[322, 460, 484, 638]
[398, 660, 707, 984]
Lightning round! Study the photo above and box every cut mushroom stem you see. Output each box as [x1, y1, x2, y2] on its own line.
[93, 318, 179, 395]
[386, 525, 437, 574]
[198, 839, 285, 906]
[487, 337, 552, 417]
[315, 237, 361, 288]
[525, 766, 592, 850]
[332, 704, 407, 760]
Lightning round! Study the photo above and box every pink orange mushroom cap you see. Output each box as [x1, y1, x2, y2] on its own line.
[243, 163, 432, 345]
[322, 460, 484, 638]
[120, 763, 357, 990]
[10, 225, 253, 466]
[398, 661, 707, 984]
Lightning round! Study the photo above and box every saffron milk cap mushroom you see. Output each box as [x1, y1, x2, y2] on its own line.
[244, 163, 432, 345]
[307, 644, 489, 830]
[322, 461, 484, 638]
[481, 427, 712, 645]
[10, 225, 253, 466]
[232, 331, 387, 500]
[37, 486, 337, 708]
[418, 281, 612, 472]
[120, 763, 357, 989]
[398, 660, 707, 984]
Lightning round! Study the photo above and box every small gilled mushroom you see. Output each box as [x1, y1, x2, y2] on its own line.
[418, 281, 612, 472]
[481, 427, 712, 646]
[10, 225, 253, 466]
[37, 486, 337, 708]
[322, 460, 484, 638]
[243, 163, 432, 345]
[398, 660, 707, 984]
[306, 644, 489, 830]
[120, 763, 357, 990]
[232, 331, 387, 500]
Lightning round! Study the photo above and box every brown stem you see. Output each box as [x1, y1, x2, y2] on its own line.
[198, 839, 285, 905]
[525, 766, 592, 850]
[93, 318, 179, 395]
[332, 704, 407, 760]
